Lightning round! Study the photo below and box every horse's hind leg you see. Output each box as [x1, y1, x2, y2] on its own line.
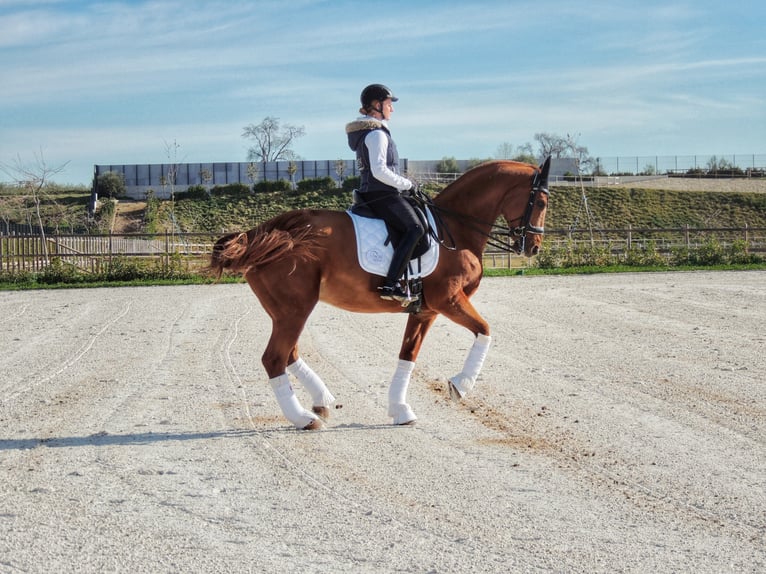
[249, 275, 323, 430]
[286, 351, 335, 420]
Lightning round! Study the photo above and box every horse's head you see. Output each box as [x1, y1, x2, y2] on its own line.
[507, 156, 550, 257]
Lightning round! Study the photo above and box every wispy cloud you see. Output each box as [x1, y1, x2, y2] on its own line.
[2, 0, 765, 183]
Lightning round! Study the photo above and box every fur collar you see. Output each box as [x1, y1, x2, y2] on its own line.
[345, 117, 388, 134]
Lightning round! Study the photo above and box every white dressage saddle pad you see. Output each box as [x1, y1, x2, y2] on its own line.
[347, 210, 440, 278]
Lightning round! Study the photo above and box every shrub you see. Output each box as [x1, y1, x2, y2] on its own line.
[624, 240, 668, 267]
[210, 183, 251, 198]
[96, 171, 126, 199]
[0, 268, 34, 285]
[342, 176, 361, 192]
[253, 179, 292, 194]
[177, 185, 209, 200]
[144, 190, 161, 233]
[38, 257, 84, 284]
[297, 177, 335, 193]
[727, 240, 762, 264]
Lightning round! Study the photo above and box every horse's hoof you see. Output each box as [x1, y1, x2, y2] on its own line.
[397, 419, 417, 427]
[448, 380, 463, 401]
[301, 418, 324, 431]
[312, 405, 331, 421]
[389, 403, 417, 426]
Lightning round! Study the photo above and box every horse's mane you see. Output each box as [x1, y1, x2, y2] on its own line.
[435, 160, 534, 206]
[208, 210, 324, 279]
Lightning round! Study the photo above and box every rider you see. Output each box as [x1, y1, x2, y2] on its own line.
[346, 84, 424, 303]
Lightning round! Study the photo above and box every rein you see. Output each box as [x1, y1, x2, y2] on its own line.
[414, 170, 550, 254]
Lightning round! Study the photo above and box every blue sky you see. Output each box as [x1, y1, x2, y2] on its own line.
[1, 0, 765, 185]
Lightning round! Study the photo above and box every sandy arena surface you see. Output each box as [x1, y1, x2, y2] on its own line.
[1, 272, 764, 573]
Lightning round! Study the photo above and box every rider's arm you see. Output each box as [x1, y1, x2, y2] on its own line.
[365, 130, 413, 191]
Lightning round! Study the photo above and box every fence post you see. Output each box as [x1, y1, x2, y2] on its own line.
[685, 224, 690, 248]
[744, 223, 749, 252]
[627, 224, 632, 250]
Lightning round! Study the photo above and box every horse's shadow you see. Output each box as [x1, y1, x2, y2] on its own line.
[0, 423, 410, 451]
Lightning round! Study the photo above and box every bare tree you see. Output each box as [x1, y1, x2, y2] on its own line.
[246, 162, 260, 184]
[333, 159, 347, 184]
[287, 161, 298, 190]
[242, 116, 305, 163]
[533, 132, 569, 158]
[534, 132, 593, 171]
[0, 151, 69, 264]
[495, 141, 536, 163]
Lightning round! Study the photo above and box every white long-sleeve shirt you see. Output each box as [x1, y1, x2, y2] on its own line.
[363, 125, 413, 191]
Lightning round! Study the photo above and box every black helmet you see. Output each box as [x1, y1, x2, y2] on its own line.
[360, 84, 398, 108]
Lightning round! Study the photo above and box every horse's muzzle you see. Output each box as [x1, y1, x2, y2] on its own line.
[511, 236, 541, 257]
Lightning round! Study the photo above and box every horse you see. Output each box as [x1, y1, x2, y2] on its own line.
[209, 157, 551, 429]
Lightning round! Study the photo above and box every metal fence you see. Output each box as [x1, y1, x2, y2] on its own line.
[592, 154, 766, 176]
[95, 155, 766, 200]
[94, 160, 375, 200]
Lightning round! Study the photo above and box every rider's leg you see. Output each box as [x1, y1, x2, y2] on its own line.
[383, 226, 423, 286]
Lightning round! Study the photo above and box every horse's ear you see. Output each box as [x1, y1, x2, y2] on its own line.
[539, 156, 551, 184]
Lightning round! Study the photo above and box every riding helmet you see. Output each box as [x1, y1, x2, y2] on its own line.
[360, 84, 398, 108]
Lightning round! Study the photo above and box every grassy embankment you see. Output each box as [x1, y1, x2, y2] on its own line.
[1, 180, 765, 289]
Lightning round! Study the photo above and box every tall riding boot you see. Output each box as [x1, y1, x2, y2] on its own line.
[379, 229, 422, 302]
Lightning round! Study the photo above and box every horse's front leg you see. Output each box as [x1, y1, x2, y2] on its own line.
[447, 333, 491, 400]
[286, 349, 335, 421]
[387, 312, 438, 425]
[440, 293, 492, 400]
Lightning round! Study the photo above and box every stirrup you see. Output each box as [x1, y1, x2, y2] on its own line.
[378, 284, 418, 304]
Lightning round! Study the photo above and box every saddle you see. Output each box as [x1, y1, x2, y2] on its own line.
[348, 190, 440, 313]
[350, 190, 433, 258]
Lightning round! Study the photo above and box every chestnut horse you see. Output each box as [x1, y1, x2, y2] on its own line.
[209, 158, 551, 429]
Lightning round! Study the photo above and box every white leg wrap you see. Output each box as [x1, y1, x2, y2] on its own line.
[269, 374, 319, 429]
[449, 333, 491, 399]
[286, 358, 335, 407]
[388, 359, 417, 425]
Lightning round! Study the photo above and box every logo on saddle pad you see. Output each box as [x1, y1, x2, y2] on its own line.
[347, 210, 440, 278]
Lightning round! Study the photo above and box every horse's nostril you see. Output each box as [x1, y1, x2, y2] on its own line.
[530, 245, 539, 256]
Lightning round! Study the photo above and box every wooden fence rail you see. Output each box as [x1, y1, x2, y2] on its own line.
[1, 226, 764, 273]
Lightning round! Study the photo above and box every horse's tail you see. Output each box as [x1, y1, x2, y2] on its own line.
[207, 210, 322, 280]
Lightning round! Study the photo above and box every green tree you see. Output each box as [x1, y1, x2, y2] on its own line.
[436, 156, 460, 174]
[96, 171, 126, 199]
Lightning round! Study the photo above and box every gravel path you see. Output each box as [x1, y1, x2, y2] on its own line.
[611, 177, 766, 193]
[1, 272, 764, 573]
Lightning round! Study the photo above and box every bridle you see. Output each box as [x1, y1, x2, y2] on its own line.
[419, 167, 550, 254]
[507, 167, 550, 253]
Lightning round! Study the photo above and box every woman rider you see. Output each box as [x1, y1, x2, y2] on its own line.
[346, 84, 424, 303]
